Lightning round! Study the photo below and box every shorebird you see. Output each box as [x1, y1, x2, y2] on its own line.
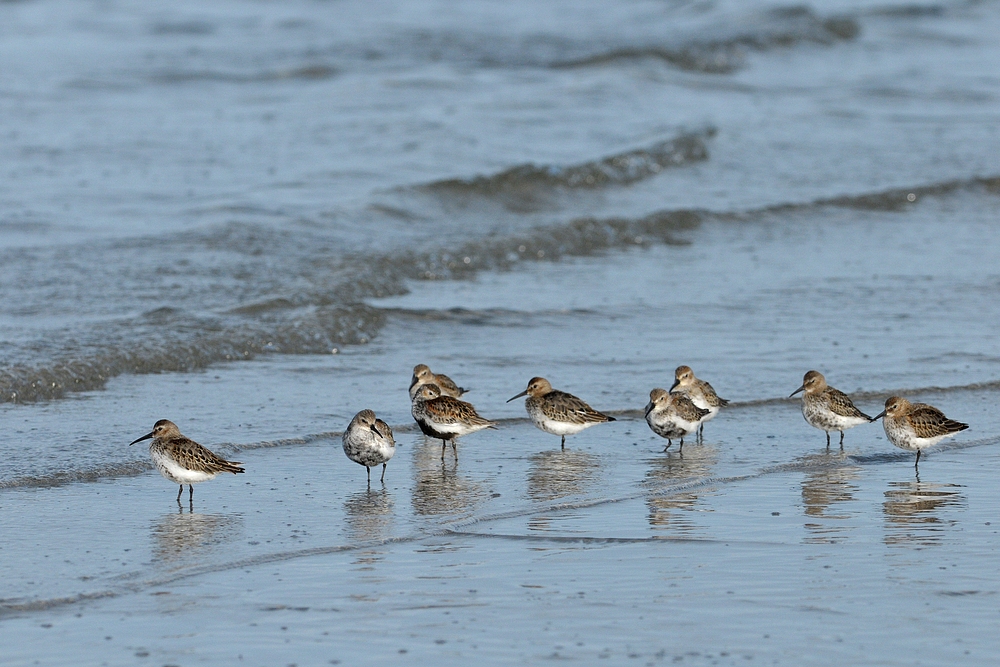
[669, 366, 728, 441]
[645, 388, 709, 452]
[411, 383, 497, 459]
[409, 364, 468, 400]
[790, 370, 872, 447]
[507, 377, 615, 449]
[342, 409, 396, 484]
[129, 419, 244, 502]
[872, 396, 968, 468]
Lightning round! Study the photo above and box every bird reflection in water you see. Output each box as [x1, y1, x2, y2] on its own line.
[343, 487, 394, 542]
[524, 448, 600, 534]
[798, 451, 861, 544]
[150, 506, 243, 564]
[883, 477, 965, 548]
[343, 487, 394, 570]
[527, 448, 599, 503]
[411, 435, 485, 518]
[645, 443, 718, 535]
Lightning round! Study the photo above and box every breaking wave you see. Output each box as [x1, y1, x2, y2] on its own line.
[386, 5, 858, 75]
[551, 7, 859, 74]
[1, 174, 997, 406]
[421, 130, 713, 202]
[0, 305, 385, 403]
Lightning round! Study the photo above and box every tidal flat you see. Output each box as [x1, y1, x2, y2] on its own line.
[4, 0, 1000, 663]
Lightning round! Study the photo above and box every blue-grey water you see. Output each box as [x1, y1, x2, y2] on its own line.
[2, 0, 1000, 664]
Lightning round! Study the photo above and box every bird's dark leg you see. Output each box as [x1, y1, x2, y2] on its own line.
[177, 485, 183, 502]
[441, 440, 446, 460]
[561, 435, 565, 450]
[366, 466, 371, 484]
[381, 463, 387, 483]
[679, 437, 684, 453]
[452, 441, 458, 459]
[825, 432, 831, 448]
[698, 424, 704, 443]
[188, 485, 194, 502]
[664, 439, 672, 453]
[915, 450, 921, 470]
[839, 431, 845, 449]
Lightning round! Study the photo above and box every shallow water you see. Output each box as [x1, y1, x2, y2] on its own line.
[3, 0, 1000, 664]
[3, 397, 999, 665]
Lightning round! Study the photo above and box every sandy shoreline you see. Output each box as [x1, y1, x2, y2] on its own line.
[4, 390, 999, 664]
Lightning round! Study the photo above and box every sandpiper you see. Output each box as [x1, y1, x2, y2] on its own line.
[790, 370, 872, 448]
[342, 409, 396, 484]
[507, 377, 615, 449]
[411, 383, 497, 459]
[872, 396, 968, 467]
[645, 388, 709, 452]
[129, 419, 245, 502]
[409, 364, 468, 400]
[669, 366, 728, 441]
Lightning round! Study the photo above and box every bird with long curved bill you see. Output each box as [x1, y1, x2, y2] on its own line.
[508, 377, 615, 449]
[129, 419, 245, 503]
[872, 396, 968, 468]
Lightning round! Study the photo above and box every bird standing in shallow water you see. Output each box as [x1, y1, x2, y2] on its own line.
[342, 409, 396, 484]
[645, 388, 709, 452]
[129, 419, 244, 503]
[790, 370, 872, 448]
[409, 364, 468, 400]
[411, 383, 497, 459]
[872, 396, 968, 468]
[507, 377, 615, 449]
[669, 366, 728, 441]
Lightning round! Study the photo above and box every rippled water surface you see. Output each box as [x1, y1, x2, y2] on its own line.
[2, 0, 1000, 664]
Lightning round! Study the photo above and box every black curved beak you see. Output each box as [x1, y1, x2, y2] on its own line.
[644, 402, 654, 418]
[789, 385, 805, 398]
[370, 423, 382, 436]
[669, 379, 680, 392]
[129, 432, 154, 446]
[507, 389, 528, 403]
[871, 410, 886, 422]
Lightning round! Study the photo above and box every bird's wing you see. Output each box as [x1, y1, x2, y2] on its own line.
[543, 391, 612, 424]
[825, 388, 871, 420]
[436, 374, 467, 397]
[698, 380, 729, 407]
[427, 396, 495, 427]
[170, 438, 245, 474]
[907, 404, 969, 437]
[675, 394, 711, 421]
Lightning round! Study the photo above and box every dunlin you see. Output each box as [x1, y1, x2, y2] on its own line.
[790, 371, 872, 447]
[507, 377, 615, 449]
[342, 409, 396, 484]
[645, 388, 709, 452]
[669, 366, 728, 440]
[872, 396, 968, 467]
[409, 364, 468, 400]
[411, 383, 497, 459]
[129, 419, 244, 502]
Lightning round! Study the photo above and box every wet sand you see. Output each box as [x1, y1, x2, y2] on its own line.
[2, 395, 998, 665]
[5, 195, 1000, 663]
[4, 3, 1000, 659]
